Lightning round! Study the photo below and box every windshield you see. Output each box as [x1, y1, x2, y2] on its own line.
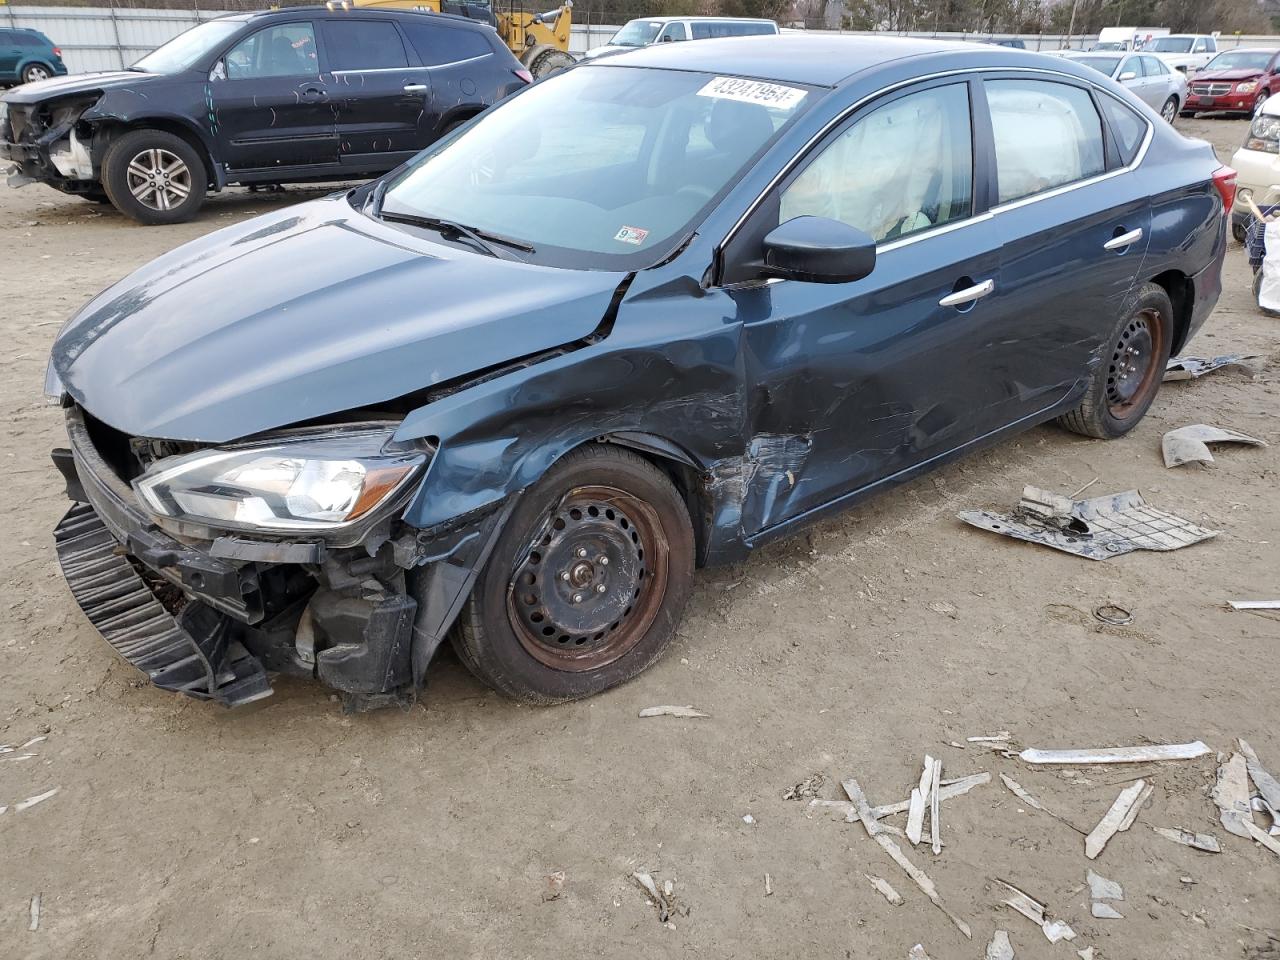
[1092, 42, 1126, 51]
[609, 20, 664, 47]
[1148, 37, 1194, 53]
[1072, 55, 1122, 76]
[377, 66, 813, 269]
[132, 18, 243, 73]
[1204, 50, 1274, 72]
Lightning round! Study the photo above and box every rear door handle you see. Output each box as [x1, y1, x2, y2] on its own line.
[403, 83, 427, 92]
[1104, 227, 1144, 250]
[939, 278, 995, 308]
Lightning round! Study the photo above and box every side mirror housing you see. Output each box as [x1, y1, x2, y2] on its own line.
[1118, 70, 1137, 81]
[209, 59, 226, 81]
[761, 216, 876, 284]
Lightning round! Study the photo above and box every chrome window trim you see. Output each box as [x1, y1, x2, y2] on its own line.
[717, 64, 1155, 273]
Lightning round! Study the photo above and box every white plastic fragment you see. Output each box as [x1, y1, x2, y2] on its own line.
[1077, 948, 1096, 960]
[1117, 781, 1154, 832]
[742, 814, 755, 825]
[864, 873, 902, 906]
[929, 757, 942, 856]
[631, 871, 668, 923]
[1042, 920, 1077, 944]
[1212, 753, 1254, 838]
[1152, 826, 1222, 853]
[1243, 819, 1280, 858]
[20, 736, 46, 749]
[638, 705, 709, 719]
[906, 788, 926, 845]
[1161, 424, 1266, 468]
[1227, 600, 1280, 610]
[14, 788, 59, 813]
[29, 893, 40, 932]
[985, 929, 1014, 960]
[1085, 780, 1147, 859]
[1091, 902, 1124, 919]
[1238, 739, 1280, 811]
[1019, 741, 1210, 765]
[968, 732, 1012, 743]
[764, 873, 773, 896]
[1087, 869, 1124, 902]
[908, 945, 932, 960]
[996, 879, 1075, 943]
[807, 772, 989, 823]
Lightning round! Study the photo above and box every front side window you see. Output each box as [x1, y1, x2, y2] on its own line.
[379, 66, 812, 268]
[1193, 38, 1208, 53]
[610, 20, 663, 47]
[132, 18, 244, 74]
[658, 23, 686, 42]
[224, 23, 318, 79]
[987, 79, 1105, 204]
[1149, 37, 1193, 53]
[321, 20, 408, 71]
[780, 83, 973, 244]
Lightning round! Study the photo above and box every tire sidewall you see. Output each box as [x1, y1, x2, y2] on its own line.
[1089, 284, 1175, 438]
[101, 130, 207, 225]
[462, 448, 694, 703]
[22, 63, 51, 84]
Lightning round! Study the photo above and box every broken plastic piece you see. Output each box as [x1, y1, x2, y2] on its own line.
[864, 873, 902, 905]
[1091, 902, 1123, 919]
[908, 946, 932, 960]
[959, 486, 1218, 560]
[1239, 739, 1280, 811]
[929, 757, 942, 856]
[1152, 826, 1221, 852]
[14, 788, 58, 813]
[764, 873, 773, 896]
[1162, 424, 1266, 468]
[638, 705, 709, 718]
[995, 879, 1076, 943]
[808, 772, 989, 822]
[1163, 354, 1259, 381]
[1085, 779, 1146, 859]
[1243, 818, 1280, 858]
[985, 930, 1014, 960]
[1229, 600, 1280, 610]
[1117, 781, 1154, 832]
[1018, 741, 1210, 765]
[1212, 753, 1254, 839]
[1087, 869, 1124, 902]
[29, 893, 40, 932]
[631, 871, 669, 923]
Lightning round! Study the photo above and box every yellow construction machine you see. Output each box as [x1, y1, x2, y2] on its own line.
[349, 0, 576, 77]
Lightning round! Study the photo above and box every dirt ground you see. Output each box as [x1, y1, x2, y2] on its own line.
[1, 115, 1278, 960]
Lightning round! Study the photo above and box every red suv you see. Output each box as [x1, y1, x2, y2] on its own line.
[1183, 47, 1280, 117]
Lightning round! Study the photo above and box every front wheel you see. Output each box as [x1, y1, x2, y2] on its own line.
[1057, 282, 1174, 439]
[20, 62, 52, 84]
[101, 129, 207, 225]
[527, 47, 576, 79]
[452, 445, 694, 704]
[1160, 96, 1179, 124]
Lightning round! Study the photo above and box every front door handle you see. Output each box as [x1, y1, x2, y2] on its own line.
[300, 84, 326, 100]
[1104, 227, 1144, 250]
[939, 278, 995, 308]
[403, 83, 427, 92]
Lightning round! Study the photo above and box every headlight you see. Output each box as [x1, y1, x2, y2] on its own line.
[1237, 81, 1259, 94]
[43, 361, 64, 403]
[1247, 114, 1280, 153]
[133, 427, 426, 533]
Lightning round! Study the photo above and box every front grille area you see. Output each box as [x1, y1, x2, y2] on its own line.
[4, 104, 32, 142]
[1192, 83, 1233, 96]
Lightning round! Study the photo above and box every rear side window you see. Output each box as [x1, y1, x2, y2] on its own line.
[321, 20, 408, 70]
[691, 21, 773, 39]
[1099, 95, 1148, 166]
[986, 79, 1105, 204]
[780, 83, 973, 244]
[402, 22, 492, 65]
[15, 32, 44, 48]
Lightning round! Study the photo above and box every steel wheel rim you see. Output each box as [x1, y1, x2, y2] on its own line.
[507, 485, 669, 672]
[26, 65, 49, 82]
[1106, 308, 1163, 418]
[125, 147, 192, 212]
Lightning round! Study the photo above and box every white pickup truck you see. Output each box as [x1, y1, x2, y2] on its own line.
[1146, 34, 1220, 73]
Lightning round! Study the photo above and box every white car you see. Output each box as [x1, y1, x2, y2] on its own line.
[581, 16, 777, 61]
[1062, 51, 1187, 123]
[1146, 35, 1219, 73]
[1230, 93, 1280, 240]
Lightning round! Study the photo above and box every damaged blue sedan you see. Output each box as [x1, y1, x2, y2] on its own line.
[47, 36, 1231, 709]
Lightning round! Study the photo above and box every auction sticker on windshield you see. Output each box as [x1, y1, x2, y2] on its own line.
[614, 225, 649, 245]
[697, 76, 806, 109]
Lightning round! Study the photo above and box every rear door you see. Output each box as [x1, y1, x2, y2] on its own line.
[0, 31, 20, 79]
[210, 20, 338, 171]
[318, 17, 428, 167]
[985, 76, 1152, 417]
[399, 19, 505, 139]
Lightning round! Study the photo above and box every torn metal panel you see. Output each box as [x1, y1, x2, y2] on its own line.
[959, 486, 1218, 560]
[1163, 354, 1260, 381]
[1162, 424, 1266, 468]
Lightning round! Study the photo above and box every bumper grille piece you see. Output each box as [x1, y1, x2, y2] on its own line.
[54, 504, 273, 707]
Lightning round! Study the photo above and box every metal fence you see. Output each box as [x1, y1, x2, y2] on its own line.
[5, 5, 1280, 74]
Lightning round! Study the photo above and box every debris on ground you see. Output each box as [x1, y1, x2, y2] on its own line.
[864, 873, 903, 906]
[1163, 354, 1260, 381]
[29, 893, 40, 932]
[985, 929, 1014, 960]
[542, 871, 565, 902]
[958, 486, 1218, 560]
[806, 773, 989, 824]
[999, 773, 1086, 834]
[1212, 753, 1254, 838]
[1091, 902, 1123, 919]
[1243, 819, 1280, 857]
[841, 778, 972, 939]
[764, 873, 773, 896]
[1088, 868, 1125, 919]
[1118, 781, 1154, 833]
[13, 788, 59, 813]
[1077, 948, 1096, 960]
[995, 878, 1076, 943]
[908, 945, 932, 960]
[1239, 739, 1280, 813]
[1228, 600, 1280, 610]
[929, 758, 942, 855]
[906, 756, 936, 845]
[1152, 826, 1222, 853]
[783, 773, 826, 800]
[1093, 603, 1134, 625]
[630, 871, 682, 924]
[1162, 424, 1267, 468]
[967, 732, 1012, 744]
[742, 814, 756, 825]
[1086, 779, 1147, 859]
[637, 705, 710, 719]
[1018, 741, 1210, 765]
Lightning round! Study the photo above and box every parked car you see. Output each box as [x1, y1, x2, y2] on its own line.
[581, 16, 777, 60]
[1147, 34, 1219, 73]
[1181, 47, 1280, 118]
[0, 27, 67, 87]
[1090, 26, 1168, 53]
[0, 8, 528, 224]
[1062, 51, 1186, 122]
[46, 37, 1230, 711]
[1230, 94, 1280, 240]
[983, 38, 1026, 49]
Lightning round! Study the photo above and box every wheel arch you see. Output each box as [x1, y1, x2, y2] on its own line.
[90, 116, 221, 189]
[1149, 268, 1194, 353]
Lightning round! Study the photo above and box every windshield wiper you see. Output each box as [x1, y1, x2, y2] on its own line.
[379, 210, 535, 259]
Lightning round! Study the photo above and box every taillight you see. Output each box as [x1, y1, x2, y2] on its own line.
[52, 47, 62, 57]
[514, 68, 533, 85]
[1213, 165, 1238, 210]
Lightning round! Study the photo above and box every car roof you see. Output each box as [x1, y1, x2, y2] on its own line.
[596, 34, 1023, 87]
[225, 6, 484, 28]
[624, 15, 775, 22]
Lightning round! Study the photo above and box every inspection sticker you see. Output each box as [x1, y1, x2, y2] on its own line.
[614, 225, 649, 245]
[696, 76, 806, 109]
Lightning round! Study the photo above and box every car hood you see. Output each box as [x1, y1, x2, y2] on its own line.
[582, 45, 627, 59]
[52, 197, 628, 443]
[1193, 68, 1265, 82]
[1155, 53, 1196, 65]
[1, 70, 162, 104]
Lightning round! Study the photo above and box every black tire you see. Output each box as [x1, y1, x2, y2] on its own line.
[20, 62, 53, 84]
[1179, 111, 1196, 119]
[1233, 220, 1248, 244]
[452, 444, 694, 704]
[100, 129, 207, 225]
[1057, 281, 1174, 439]
[1160, 96, 1178, 124]
[528, 47, 576, 79]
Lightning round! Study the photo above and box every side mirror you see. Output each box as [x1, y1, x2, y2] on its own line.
[660, 33, 675, 42]
[761, 216, 876, 284]
[210, 59, 226, 81]
[1118, 70, 1137, 81]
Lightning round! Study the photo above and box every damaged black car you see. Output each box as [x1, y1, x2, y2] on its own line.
[47, 37, 1229, 710]
[0, 7, 528, 224]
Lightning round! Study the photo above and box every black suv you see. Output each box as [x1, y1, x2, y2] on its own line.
[0, 8, 529, 224]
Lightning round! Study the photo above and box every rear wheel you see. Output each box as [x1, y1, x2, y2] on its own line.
[527, 47, 575, 79]
[1057, 282, 1174, 439]
[101, 129, 207, 225]
[452, 445, 694, 704]
[1160, 96, 1179, 124]
[20, 62, 52, 84]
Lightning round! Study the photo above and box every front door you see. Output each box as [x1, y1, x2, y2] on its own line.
[721, 80, 1019, 531]
[210, 20, 338, 172]
[318, 18, 429, 168]
[0, 31, 20, 79]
